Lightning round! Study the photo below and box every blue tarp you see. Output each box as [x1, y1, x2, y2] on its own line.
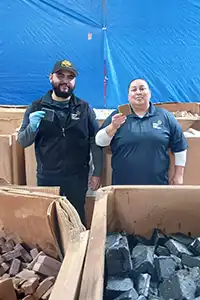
[105, 0, 200, 108]
[1, 1, 200, 108]
[0, 0, 104, 108]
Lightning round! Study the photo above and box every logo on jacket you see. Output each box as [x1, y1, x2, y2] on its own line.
[71, 110, 80, 120]
[152, 120, 162, 129]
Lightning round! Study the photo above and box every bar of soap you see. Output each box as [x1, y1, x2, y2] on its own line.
[165, 239, 193, 257]
[106, 277, 134, 300]
[155, 256, 177, 282]
[106, 233, 132, 276]
[131, 244, 155, 276]
[113, 288, 138, 300]
[159, 269, 196, 300]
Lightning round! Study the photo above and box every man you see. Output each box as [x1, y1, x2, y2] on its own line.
[18, 59, 103, 225]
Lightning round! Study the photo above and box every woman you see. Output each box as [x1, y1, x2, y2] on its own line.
[95, 78, 188, 185]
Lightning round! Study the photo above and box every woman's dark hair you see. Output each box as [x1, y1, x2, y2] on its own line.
[128, 78, 149, 90]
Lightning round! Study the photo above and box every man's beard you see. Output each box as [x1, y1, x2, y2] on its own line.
[52, 82, 75, 99]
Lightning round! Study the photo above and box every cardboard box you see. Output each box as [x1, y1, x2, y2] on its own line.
[24, 144, 37, 186]
[101, 136, 200, 186]
[11, 132, 26, 185]
[79, 185, 200, 300]
[0, 107, 25, 135]
[0, 107, 26, 185]
[0, 135, 12, 184]
[155, 102, 200, 114]
[0, 134, 25, 185]
[0, 186, 87, 300]
[0, 188, 60, 258]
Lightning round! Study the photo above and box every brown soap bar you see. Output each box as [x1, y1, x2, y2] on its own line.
[5, 238, 15, 251]
[9, 258, 21, 276]
[0, 265, 5, 276]
[2, 262, 10, 272]
[12, 277, 26, 290]
[27, 251, 44, 270]
[118, 104, 132, 116]
[22, 296, 35, 300]
[37, 255, 62, 271]
[0, 255, 4, 264]
[15, 244, 32, 263]
[34, 277, 54, 299]
[33, 262, 59, 277]
[30, 248, 39, 259]
[21, 277, 39, 295]
[16, 269, 39, 281]
[2, 273, 10, 279]
[41, 286, 54, 299]
[2, 248, 21, 261]
[22, 262, 28, 269]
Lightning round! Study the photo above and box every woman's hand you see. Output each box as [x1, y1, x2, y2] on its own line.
[111, 113, 127, 129]
[106, 113, 127, 138]
[170, 174, 184, 185]
[169, 166, 184, 185]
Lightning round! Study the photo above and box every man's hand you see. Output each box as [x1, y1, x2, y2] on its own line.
[29, 111, 46, 132]
[89, 176, 101, 191]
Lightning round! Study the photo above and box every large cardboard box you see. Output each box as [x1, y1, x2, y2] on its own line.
[0, 107, 26, 185]
[0, 135, 12, 184]
[0, 186, 87, 300]
[25, 136, 200, 187]
[23, 135, 200, 231]
[79, 185, 200, 300]
[101, 136, 200, 186]
[154, 102, 200, 114]
[0, 107, 26, 134]
[0, 133, 25, 185]
[15, 102, 200, 185]
[24, 144, 37, 186]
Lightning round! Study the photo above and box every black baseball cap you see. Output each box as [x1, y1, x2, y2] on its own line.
[51, 60, 78, 76]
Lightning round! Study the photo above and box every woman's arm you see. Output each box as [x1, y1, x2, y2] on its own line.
[95, 113, 127, 147]
[95, 122, 119, 147]
[170, 150, 187, 185]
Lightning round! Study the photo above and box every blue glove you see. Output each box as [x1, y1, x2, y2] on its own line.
[29, 111, 46, 132]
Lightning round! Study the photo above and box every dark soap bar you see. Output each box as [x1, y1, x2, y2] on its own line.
[113, 288, 138, 300]
[165, 239, 193, 257]
[155, 246, 170, 257]
[131, 244, 155, 276]
[136, 273, 151, 297]
[106, 233, 132, 276]
[155, 256, 177, 282]
[106, 277, 134, 300]
[159, 269, 196, 300]
[151, 229, 168, 247]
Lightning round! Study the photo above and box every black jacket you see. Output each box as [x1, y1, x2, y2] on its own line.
[18, 91, 103, 178]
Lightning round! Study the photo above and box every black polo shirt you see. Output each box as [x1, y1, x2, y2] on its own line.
[100, 103, 188, 185]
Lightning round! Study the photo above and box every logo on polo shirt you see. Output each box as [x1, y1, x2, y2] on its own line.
[152, 120, 162, 129]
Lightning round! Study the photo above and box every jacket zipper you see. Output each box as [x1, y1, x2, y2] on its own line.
[62, 127, 65, 137]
